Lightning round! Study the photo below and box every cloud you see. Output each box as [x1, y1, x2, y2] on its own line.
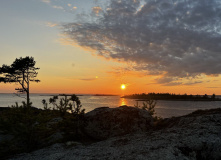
[63, 0, 221, 85]
[41, 0, 51, 4]
[52, 5, 63, 10]
[79, 78, 97, 81]
[46, 22, 58, 27]
[92, 7, 102, 15]
[155, 76, 204, 86]
[183, 81, 203, 85]
[206, 87, 220, 88]
[162, 82, 182, 86]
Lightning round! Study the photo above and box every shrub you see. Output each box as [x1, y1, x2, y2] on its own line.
[42, 94, 85, 141]
[42, 94, 85, 117]
[134, 99, 156, 116]
[134, 99, 162, 122]
[0, 102, 54, 159]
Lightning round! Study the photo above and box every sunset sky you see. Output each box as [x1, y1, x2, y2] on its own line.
[0, 0, 221, 95]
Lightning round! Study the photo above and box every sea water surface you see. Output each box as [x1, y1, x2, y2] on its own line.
[0, 93, 221, 118]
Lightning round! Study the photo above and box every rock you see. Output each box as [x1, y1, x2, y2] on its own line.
[48, 132, 64, 144]
[65, 141, 82, 147]
[84, 106, 153, 140]
[44, 117, 64, 145]
[10, 108, 221, 160]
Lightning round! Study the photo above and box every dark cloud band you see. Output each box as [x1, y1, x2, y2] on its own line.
[63, 0, 221, 84]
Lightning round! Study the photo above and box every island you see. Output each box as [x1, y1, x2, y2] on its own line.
[122, 93, 221, 101]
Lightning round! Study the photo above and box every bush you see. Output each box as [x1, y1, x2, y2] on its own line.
[0, 102, 54, 159]
[134, 99, 162, 122]
[42, 94, 85, 141]
[134, 99, 156, 116]
[0, 95, 85, 159]
[42, 94, 85, 117]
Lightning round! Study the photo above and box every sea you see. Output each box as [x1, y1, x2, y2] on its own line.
[0, 93, 221, 118]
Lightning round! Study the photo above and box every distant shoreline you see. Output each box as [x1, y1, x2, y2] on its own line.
[135, 99, 221, 102]
[122, 93, 221, 101]
[59, 94, 118, 97]
[0, 93, 119, 97]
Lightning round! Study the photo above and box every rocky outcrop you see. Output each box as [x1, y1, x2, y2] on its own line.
[83, 106, 153, 140]
[11, 108, 221, 160]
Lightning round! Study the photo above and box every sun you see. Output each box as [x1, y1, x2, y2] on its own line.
[121, 84, 126, 90]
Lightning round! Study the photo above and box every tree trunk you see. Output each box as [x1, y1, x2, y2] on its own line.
[27, 91, 30, 108]
[27, 82, 30, 108]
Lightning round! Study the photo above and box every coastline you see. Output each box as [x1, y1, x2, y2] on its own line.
[135, 99, 221, 101]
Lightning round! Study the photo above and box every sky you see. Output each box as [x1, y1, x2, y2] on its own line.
[0, 0, 221, 95]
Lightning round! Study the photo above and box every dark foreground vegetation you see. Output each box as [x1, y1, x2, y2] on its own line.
[0, 95, 85, 159]
[122, 93, 220, 101]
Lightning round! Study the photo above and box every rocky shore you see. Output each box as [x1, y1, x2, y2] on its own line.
[9, 107, 221, 160]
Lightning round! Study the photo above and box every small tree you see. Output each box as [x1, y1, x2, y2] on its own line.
[134, 99, 156, 116]
[134, 98, 161, 122]
[0, 56, 40, 107]
[211, 94, 216, 100]
[42, 94, 85, 116]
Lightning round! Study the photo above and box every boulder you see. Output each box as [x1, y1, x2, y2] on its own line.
[48, 131, 64, 144]
[84, 106, 153, 140]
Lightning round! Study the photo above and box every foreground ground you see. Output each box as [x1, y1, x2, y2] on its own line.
[11, 108, 221, 160]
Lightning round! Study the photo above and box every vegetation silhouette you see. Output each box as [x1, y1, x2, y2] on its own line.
[134, 98, 162, 122]
[0, 57, 40, 107]
[122, 93, 220, 101]
[134, 99, 156, 116]
[0, 94, 85, 159]
[42, 94, 85, 141]
[42, 94, 85, 116]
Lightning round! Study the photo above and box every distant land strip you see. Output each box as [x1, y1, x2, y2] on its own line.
[122, 93, 221, 101]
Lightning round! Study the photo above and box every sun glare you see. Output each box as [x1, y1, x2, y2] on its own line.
[121, 84, 126, 90]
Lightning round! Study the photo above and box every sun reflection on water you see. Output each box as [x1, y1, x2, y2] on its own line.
[120, 98, 127, 106]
